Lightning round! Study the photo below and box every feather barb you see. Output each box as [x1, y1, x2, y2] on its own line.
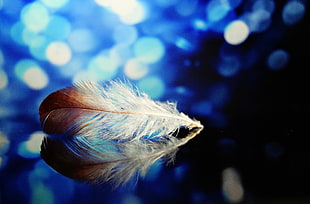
[39, 80, 203, 186]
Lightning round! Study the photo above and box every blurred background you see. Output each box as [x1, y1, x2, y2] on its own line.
[0, 0, 309, 203]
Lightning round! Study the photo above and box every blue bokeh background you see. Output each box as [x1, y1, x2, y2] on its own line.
[0, 0, 309, 203]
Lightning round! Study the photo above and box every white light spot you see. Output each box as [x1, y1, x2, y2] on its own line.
[26, 131, 45, 154]
[224, 20, 250, 45]
[119, 1, 147, 25]
[124, 59, 149, 80]
[23, 67, 49, 90]
[96, 0, 147, 25]
[46, 41, 72, 66]
[0, 131, 10, 155]
[222, 167, 244, 203]
[0, 69, 8, 90]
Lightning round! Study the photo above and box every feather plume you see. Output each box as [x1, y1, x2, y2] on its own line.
[39, 80, 203, 186]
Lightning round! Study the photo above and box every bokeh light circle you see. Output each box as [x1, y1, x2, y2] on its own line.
[124, 59, 149, 80]
[133, 37, 165, 64]
[224, 20, 250, 45]
[24, 67, 49, 90]
[138, 76, 165, 99]
[282, 1, 305, 25]
[21, 2, 50, 32]
[267, 49, 290, 70]
[46, 41, 72, 66]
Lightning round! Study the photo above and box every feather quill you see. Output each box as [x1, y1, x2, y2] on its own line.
[39, 80, 203, 186]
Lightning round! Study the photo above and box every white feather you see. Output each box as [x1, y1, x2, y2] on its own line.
[40, 80, 203, 186]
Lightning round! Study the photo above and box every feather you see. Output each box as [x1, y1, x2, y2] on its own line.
[39, 80, 203, 186]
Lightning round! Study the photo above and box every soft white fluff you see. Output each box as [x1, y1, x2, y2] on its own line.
[40, 80, 203, 186]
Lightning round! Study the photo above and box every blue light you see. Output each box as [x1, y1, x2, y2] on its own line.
[18, 142, 39, 158]
[244, 9, 272, 32]
[14, 59, 38, 81]
[110, 44, 132, 66]
[21, 27, 39, 46]
[87, 53, 119, 81]
[30, 182, 54, 204]
[191, 100, 212, 116]
[121, 194, 142, 204]
[44, 15, 71, 40]
[175, 37, 193, 51]
[113, 25, 138, 45]
[1, 0, 23, 15]
[206, 0, 230, 22]
[208, 83, 230, 108]
[252, 0, 275, 13]
[41, 0, 70, 9]
[0, 49, 4, 66]
[175, 0, 197, 17]
[137, 76, 165, 99]
[0, 69, 8, 90]
[28, 36, 50, 60]
[282, 1, 305, 25]
[193, 19, 208, 31]
[59, 57, 85, 78]
[144, 161, 162, 181]
[68, 29, 97, 53]
[267, 49, 290, 70]
[14, 59, 49, 89]
[133, 37, 165, 64]
[155, 0, 179, 7]
[217, 56, 240, 77]
[174, 164, 188, 182]
[10, 22, 25, 45]
[21, 2, 50, 32]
